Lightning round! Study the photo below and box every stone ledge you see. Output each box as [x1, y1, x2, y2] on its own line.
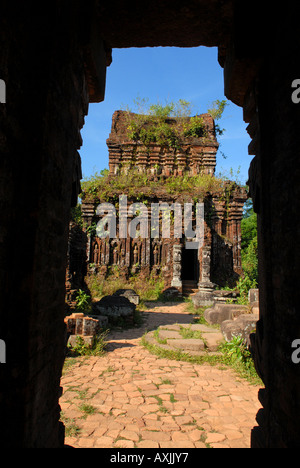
[221, 314, 259, 344]
[67, 335, 94, 347]
[64, 312, 102, 336]
[113, 289, 140, 305]
[143, 323, 224, 358]
[204, 304, 249, 325]
[202, 301, 259, 344]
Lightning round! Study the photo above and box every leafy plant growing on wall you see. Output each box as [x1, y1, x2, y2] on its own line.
[123, 97, 228, 152]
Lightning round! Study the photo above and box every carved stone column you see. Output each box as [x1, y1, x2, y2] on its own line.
[81, 201, 96, 264]
[192, 245, 216, 307]
[171, 244, 183, 291]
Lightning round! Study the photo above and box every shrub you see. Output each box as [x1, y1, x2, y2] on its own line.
[75, 289, 92, 313]
[220, 335, 260, 383]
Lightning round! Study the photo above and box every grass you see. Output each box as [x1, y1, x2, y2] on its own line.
[179, 326, 203, 340]
[153, 329, 168, 345]
[159, 378, 173, 386]
[62, 357, 78, 374]
[60, 413, 81, 437]
[80, 170, 232, 204]
[78, 403, 97, 417]
[150, 395, 169, 414]
[86, 268, 166, 304]
[141, 331, 262, 386]
[183, 296, 210, 324]
[66, 330, 109, 358]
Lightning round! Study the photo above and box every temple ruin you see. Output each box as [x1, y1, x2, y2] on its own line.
[77, 110, 247, 301]
[1, 0, 300, 449]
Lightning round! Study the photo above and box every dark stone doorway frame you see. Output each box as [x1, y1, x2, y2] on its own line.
[1, 0, 300, 449]
[181, 246, 199, 282]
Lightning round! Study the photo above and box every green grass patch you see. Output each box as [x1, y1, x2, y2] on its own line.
[78, 403, 97, 417]
[141, 333, 262, 386]
[66, 330, 109, 358]
[60, 413, 81, 438]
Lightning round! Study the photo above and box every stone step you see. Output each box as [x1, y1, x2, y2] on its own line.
[182, 281, 198, 297]
[144, 323, 225, 357]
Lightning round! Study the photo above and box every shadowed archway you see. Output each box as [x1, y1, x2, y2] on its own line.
[0, 0, 300, 448]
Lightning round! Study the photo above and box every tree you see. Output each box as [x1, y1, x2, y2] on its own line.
[241, 203, 257, 251]
[207, 99, 228, 136]
[237, 199, 258, 302]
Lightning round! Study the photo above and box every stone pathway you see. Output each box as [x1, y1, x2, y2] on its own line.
[60, 302, 261, 449]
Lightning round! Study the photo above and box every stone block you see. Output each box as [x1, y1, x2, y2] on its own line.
[170, 339, 206, 352]
[113, 289, 140, 305]
[221, 314, 259, 343]
[202, 332, 224, 351]
[158, 330, 181, 340]
[93, 295, 136, 319]
[90, 314, 109, 328]
[64, 313, 101, 337]
[192, 283, 216, 308]
[220, 320, 242, 342]
[213, 289, 238, 303]
[162, 287, 180, 299]
[190, 323, 219, 333]
[67, 335, 94, 348]
[160, 324, 181, 331]
[248, 289, 259, 306]
[204, 304, 248, 325]
[82, 316, 101, 336]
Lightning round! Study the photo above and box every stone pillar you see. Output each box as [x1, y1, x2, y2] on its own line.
[227, 190, 246, 276]
[176, 151, 186, 176]
[221, 4, 300, 448]
[137, 146, 149, 173]
[149, 145, 161, 175]
[192, 245, 216, 307]
[171, 244, 183, 291]
[81, 201, 96, 264]
[121, 144, 134, 174]
[193, 245, 216, 307]
[108, 144, 122, 175]
[163, 151, 174, 177]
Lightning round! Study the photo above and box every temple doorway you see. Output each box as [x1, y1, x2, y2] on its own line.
[181, 246, 199, 282]
[181, 246, 199, 296]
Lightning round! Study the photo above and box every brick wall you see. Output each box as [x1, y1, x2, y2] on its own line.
[250, 8, 300, 447]
[0, 1, 99, 447]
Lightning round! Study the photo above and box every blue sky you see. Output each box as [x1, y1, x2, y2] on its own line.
[79, 46, 252, 185]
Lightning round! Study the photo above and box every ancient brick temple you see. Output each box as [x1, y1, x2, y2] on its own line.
[2, 0, 300, 449]
[80, 110, 247, 298]
[107, 111, 218, 177]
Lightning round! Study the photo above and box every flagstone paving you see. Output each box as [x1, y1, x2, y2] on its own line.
[60, 302, 262, 449]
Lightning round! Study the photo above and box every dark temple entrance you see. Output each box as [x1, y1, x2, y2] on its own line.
[181, 247, 199, 296]
[181, 247, 198, 282]
[181, 246, 199, 297]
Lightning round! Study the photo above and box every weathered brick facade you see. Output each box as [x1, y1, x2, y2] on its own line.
[80, 110, 246, 297]
[107, 111, 218, 177]
[1, 0, 300, 449]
